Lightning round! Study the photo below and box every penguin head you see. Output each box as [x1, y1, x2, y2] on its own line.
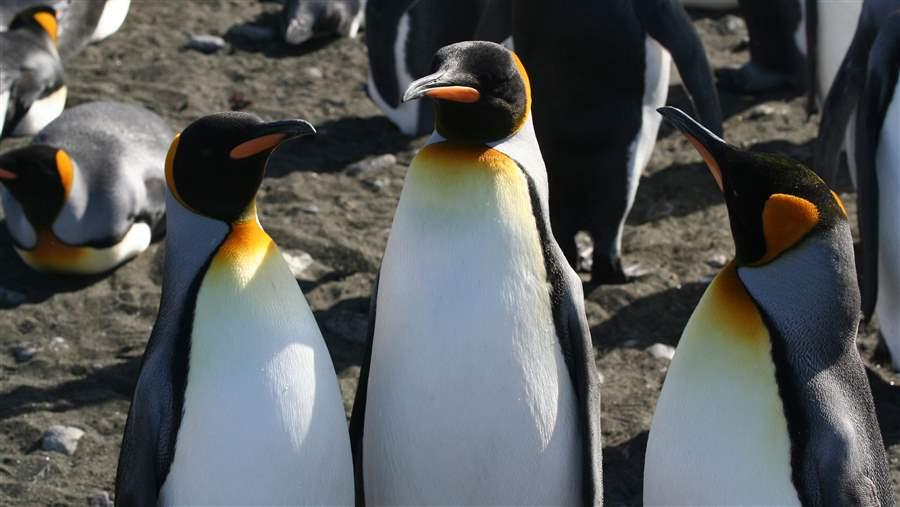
[658, 106, 847, 266]
[402, 41, 530, 143]
[165, 112, 315, 223]
[9, 6, 59, 46]
[0, 145, 72, 228]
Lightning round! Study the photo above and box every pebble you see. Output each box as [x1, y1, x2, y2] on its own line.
[185, 35, 227, 53]
[345, 154, 397, 177]
[648, 343, 676, 360]
[303, 67, 324, 80]
[723, 14, 745, 33]
[747, 103, 789, 120]
[300, 203, 320, 214]
[227, 23, 274, 42]
[48, 336, 68, 352]
[363, 178, 388, 192]
[12, 344, 36, 363]
[41, 425, 85, 456]
[282, 251, 315, 277]
[87, 491, 112, 507]
[706, 254, 728, 268]
[0, 287, 26, 306]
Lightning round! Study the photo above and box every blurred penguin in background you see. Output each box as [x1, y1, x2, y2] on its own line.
[513, 0, 723, 284]
[280, 0, 365, 46]
[365, 0, 511, 136]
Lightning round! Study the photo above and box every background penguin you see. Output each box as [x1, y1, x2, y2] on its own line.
[644, 107, 893, 506]
[0, 101, 170, 275]
[854, 9, 900, 369]
[513, 0, 723, 284]
[0, 0, 130, 61]
[0, 5, 65, 138]
[365, 0, 511, 136]
[115, 113, 355, 506]
[350, 41, 603, 506]
[681, 0, 738, 10]
[281, 0, 365, 46]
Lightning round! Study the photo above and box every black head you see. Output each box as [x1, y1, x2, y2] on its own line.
[9, 5, 58, 45]
[403, 41, 530, 143]
[166, 112, 315, 223]
[658, 107, 847, 266]
[0, 144, 69, 228]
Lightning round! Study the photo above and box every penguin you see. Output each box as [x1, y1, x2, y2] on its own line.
[513, 0, 723, 284]
[349, 41, 603, 506]
[717, 0, 808, 94]
[281, 0, 365, 46]
[854, 9, 900, 369]
[681, 0, 738, 10]
[0, 5, 66, 138]
[115, 113, 355, 506]
[0, 101, 170, 275]
[365, 0, 511, 136]
[644, 107, 893, 506]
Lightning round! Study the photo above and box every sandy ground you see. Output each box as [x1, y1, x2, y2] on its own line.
[0, 1, 897, 505]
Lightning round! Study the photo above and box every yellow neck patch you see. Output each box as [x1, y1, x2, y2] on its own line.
[55, 149, 73, 198]
[705, 262, 769, 348]
[32, 11, 57, 44]
[208, 210, 275, 285]
[756, 193, 819, 265]
[20, 229, 86, 268]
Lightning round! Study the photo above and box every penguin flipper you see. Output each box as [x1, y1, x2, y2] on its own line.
[854, 13, 900, 320]
[349, 272, 378, 507]
[634, 0, 723, 136]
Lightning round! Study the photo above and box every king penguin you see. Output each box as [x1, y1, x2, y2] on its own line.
[115, 113, 355, 506]
[0, 101, 170, 275]
[644, 107, 893, 506]
[349, 41, 602, 506]
[513, 0, 723, 284]
[365, 0, 511, 137]
[0, 5, 65, 138]
[854, 9, 900, 370]
[281, 0, 364, 46]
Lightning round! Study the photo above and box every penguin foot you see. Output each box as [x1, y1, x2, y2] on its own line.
[716, 63, 794, 94]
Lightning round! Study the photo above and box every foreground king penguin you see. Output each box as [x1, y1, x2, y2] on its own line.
[350, 41, 603, 506]
[115, 113, 354, 506]
[644, 107, 892, 506]
[0, 101, 170, 274]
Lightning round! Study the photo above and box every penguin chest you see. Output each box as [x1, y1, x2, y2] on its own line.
[364, 144, 581, 505]
[14, 223, 150, 275]
[644, 264, 800, 505]
[159, 223, 353, 506]
[11, 85, 66, 136]
[876, 80, 900, 367]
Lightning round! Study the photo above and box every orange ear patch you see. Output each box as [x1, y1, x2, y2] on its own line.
[164, 133, 195, 212]
[424, 86, 481, 103]
[685, 135, 723, 191]
[229, 133, 287, 160]
[757, 193, 819, 264]
[0, 169, 17, 181]
[831, 191, 848, 216]
[33, 11, 58, 44]
[55, 150, 73, 197]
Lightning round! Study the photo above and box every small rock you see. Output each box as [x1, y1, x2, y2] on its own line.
[299, 203, 320, 214]
[227, 23, 274, 42]
[87, 491, 112, 507]
[363, 178, 387, 192]
[723, 14, 745, 33]
[228, 91, 253, 111]
[345, 154, 397, 176]
[706, 254, 728, 268]
[648, 343, 676, 360]
[0, 287, 26, 306]
[185, 34, 226, 53]
[12, 344, 36, 363]
[303, 67, 324, 80]
[48, 337, 67, 352]
[41, 425, 84, 456]
[282, 251, 314, 277]
[747, 103, 789, 120]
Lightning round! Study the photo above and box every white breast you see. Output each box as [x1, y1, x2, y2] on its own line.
[91, 0, 130, 42]
[816, 0, 863, 100]
[363, 152, 581, 505]
[159, 239, 354, 506]
[876, 77, 900, 370]
[11, 85, 66, 136]
[367, 13, 421, 136]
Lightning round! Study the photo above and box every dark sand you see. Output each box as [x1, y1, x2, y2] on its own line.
[0, 1, 897, 505]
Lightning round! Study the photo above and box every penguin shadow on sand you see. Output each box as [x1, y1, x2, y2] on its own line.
[0, 222, 109, 308]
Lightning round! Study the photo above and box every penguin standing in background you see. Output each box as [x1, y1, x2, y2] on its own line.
[644, 107, 893, 506]
[350, 41, 602, 506]
[0, 5, 65, 138]
[116, 113, 355, 506]
[513, 0, 723, 283]
[365, 0, 511, 136]
[855, 9, 900, 369]
[0, 102, 170, 275]
[281, 0, 365, 46]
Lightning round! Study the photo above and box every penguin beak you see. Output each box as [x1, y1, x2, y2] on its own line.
[229, 119, 316, 160]
[658, 106, 727, 192]
[0, 168, 17, 181]
[402, 72, 481, 104]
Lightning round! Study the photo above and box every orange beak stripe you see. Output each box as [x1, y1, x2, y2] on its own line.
[685, 135, 723, 191]
[229, 133, 287, 160]
[0, 169, 16, 181]
[425, 86, 481, 104]
[33, 11, 58, 44]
